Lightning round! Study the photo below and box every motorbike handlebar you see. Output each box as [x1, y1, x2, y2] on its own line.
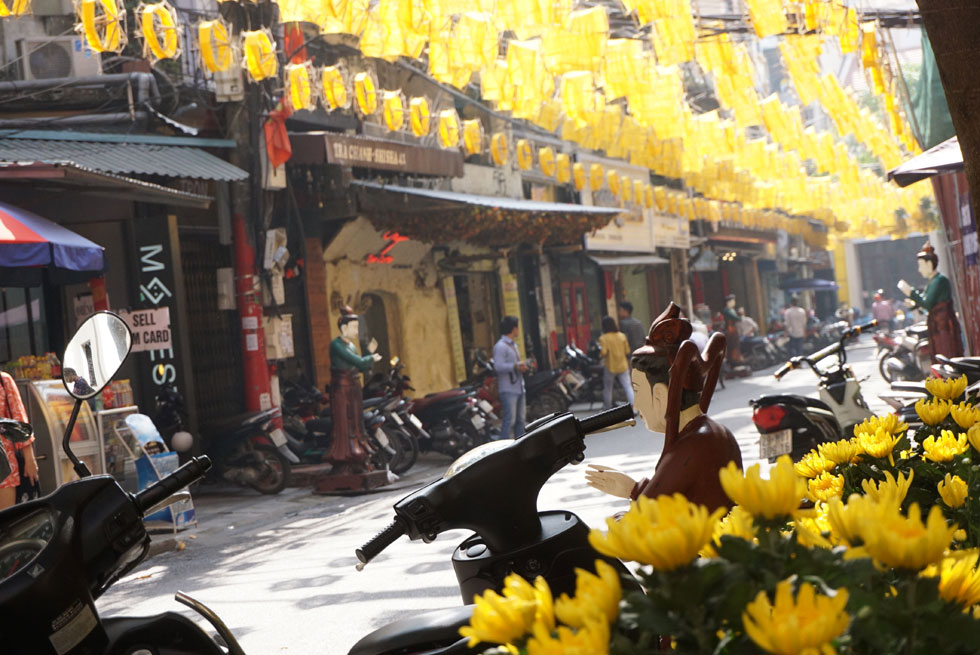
[843, 319, 877, 339]
[774, 360, 797, 379]
[134, 456, 212, 515]
[355, 517, 407, 566]
[579, 404, 634, 434]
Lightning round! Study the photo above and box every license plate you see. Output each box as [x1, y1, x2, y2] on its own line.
[389, 412, 404, 426]
[375, 427, 390, 447]
[760, 429, 793, 459]
[470, 414, 486, 430]
[409, 414, 423, 430]
[270, 428, 287, 447]
[478, 399, 493, 413]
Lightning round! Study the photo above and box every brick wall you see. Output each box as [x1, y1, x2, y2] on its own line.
[305, 237, 332, 390]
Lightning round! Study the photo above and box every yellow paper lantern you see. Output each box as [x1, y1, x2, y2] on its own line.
[0, 0, 29, 17]
[139, 2, 179, 61]
[622, 177, 634, 203]
[198, 20, 232, 73]
[643, 184, 654, 208]
[382, 90, 406, 131]
[556, 153, 571, 184]
[633, 179, 645, 205]
[78, 0, 126, 53]
[538, 147, 556, 177]
[353, 70, 379, 115]
[607, 170, 621, 197]
[462, 119, 484, 155]
[572, 162, 586, 191]
[589, 163, 604, 190]
[437, 109, 460, 148]
[490, 132, 509, 166]
[286, 63, 314, 111]
[409, 96, 430, 136]
[243, 30, 277, 81]
[321, 65, 350, 110]
[516, 139, 533, 170]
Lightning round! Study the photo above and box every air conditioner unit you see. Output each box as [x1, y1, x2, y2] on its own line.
[18, 36, 102, 80]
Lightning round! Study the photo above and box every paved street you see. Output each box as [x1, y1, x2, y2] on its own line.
[96, 337, 894, 654]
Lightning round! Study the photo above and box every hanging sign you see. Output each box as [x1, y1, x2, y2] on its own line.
[118, 307, 172, 352]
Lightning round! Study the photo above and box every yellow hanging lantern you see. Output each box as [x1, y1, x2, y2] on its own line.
[321, 65, 350, 110]
[622, 177, 634, 203]
[285, 63, 314, 111]
[490, 132, 509, 166]
[589, 163, 604, 190]
[607, 170, 621, 197]
[409, 97, 430, 136]
[516, 139, 533, 170]
[0, 0, 30, 17]
[198, 19, 233, 73]
[538, 147, 556, 177]
[437, 109, 460, 148]
[462, 119, 483, 156]
[139, 2, 180, 61]
[633, 179, 645, 205]
[572, 162, 586, 191]
[78, 0, 126, 53]
[243, 30, 277, 82]
[382, 90, 406, 131]
[353, 70, 379, 115]
[556, 153, 571, 184]
[643, 184, 654, 208]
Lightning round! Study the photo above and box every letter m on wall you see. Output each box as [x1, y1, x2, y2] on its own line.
[140, 245, 165, 272]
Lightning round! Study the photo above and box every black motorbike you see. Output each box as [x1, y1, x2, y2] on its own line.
[0, 311, 242, 655]
[561, 342, 627, 408]
[348, 404, 637, 655]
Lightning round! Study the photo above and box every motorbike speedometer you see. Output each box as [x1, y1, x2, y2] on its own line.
[443, 440, 511, 478]
[0, 509, 56, 581]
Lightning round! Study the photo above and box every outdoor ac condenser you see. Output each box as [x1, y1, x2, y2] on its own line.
[18, 36, 102, 80]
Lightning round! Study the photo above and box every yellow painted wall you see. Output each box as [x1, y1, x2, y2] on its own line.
[324, 256, 457, 396]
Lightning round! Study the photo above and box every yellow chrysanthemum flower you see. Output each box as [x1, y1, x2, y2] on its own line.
[459, 573, 551, 646]
[526, 616, 609, 655]
[857, 427, 902, 463]
[938, 473, 969, 508]
[817, 439, 861, 466]
[932, 551, 980, 609]
[860, 471, 914, 509]
[795, 505, 834, 549]
[701, 505, 756, 557]
[742, 579, 850, 655]
[854, 413, 908, 437]
[588, 494, 724, 571]
[720, 456, 806, 520]
[951, 402, 980, 430]
[926, 374, 968, 401]
[922, 429, 969, 463]
[807, 472, 844, 503]
[967, 425, 980, 453]
[916, 398, 952, 426]
[862, 503, 957, 571]
[794, 451, 835, 479]
[826, 495, 875, 547]
[554, 560, 621, 628]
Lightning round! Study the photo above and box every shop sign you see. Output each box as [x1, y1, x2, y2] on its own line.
[118, 308, 172, 353]
[653, 212, 691, 249]
[366, 231, 409, 264]
[291, 133, 464, 177]
[584, 207, 654, 252]
[960, 192, 978, 267]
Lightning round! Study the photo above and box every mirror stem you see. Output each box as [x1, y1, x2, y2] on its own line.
[63, 399, 91, 478]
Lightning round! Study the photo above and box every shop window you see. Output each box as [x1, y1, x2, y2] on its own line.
[0, 287, 48, 363]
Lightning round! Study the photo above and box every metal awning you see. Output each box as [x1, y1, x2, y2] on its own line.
[589, 254, 670, 267]
[888, 136, 963, 187]
[0, 162, 213, 208]
[0, 134, 247, 181]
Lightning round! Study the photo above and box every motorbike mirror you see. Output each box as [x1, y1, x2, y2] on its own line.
[62, 311, 132, 400]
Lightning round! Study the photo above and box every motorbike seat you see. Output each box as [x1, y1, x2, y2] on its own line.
[362, 397, 385, 409]
[891, 381, 926, 394]
[202, 409, 277, 434]
[348, 605, 476, 655]
[753, 394, 834, 414]
[944, 357, 980, 373]
[909, 324, 929, 338]
[414, 389, 468, 410]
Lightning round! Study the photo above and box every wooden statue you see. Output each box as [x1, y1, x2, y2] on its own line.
[898, 242, 964, 361]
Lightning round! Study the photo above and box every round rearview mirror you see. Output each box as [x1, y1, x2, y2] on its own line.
[62, 311, 132, 400]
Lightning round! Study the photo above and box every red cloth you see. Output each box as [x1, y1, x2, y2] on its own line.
[928, 300, 964, 360]
[263, 105, 293, 169]
[0, 372, 32, 489]
[325, 370, 369, 470]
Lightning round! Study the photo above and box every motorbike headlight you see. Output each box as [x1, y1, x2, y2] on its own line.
[443, 440, 511, 478]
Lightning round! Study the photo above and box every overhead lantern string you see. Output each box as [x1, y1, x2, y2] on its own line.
[320, 64, 351, 110]
[198, 18, 234, 73]
[242, 29, 277, 81]
[76, 0, 126, 53]
[138, 1, 180, 61]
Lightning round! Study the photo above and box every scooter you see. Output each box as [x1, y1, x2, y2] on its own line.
[876, 323, 931, 383]
[0, 311, 242, 655]
[750, 320, 878, 461]
[348, 404, 637, 655]
[155, 382, 292, 494]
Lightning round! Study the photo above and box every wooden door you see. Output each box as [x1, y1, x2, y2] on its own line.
[561, 280, 591, 348]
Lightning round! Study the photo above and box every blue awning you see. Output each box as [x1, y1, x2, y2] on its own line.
[0, 200, 104, 285]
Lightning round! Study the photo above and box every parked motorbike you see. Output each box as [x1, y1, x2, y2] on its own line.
[155, 381, 292, 494]
[561, 341, 627, 407]
[875, 323, 931, 383]
[523, 359, 575, 421]
[750, 320, 878, 461]
[0, 311, 243, 655]
[740, 333, 781, 371]
[348, 404, 637, 655]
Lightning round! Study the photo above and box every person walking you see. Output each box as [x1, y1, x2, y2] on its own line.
[493, 315, 528, 439]
[598, 315, 635, 410]
[617, 301, 646, 353]
[736, 307, 758, 338]
[871, 290, 895, 331]
[784, 296, 808, 357]
[0, 371, 37, 509]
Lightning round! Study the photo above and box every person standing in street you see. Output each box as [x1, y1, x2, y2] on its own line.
[784, 296, 808, 357]
[493, 316, 528, 439]
[599, 316, 635, 410]
[617, 301, 646, 353]
[736, 307, 758, 338]
[871, 290, 895, 331]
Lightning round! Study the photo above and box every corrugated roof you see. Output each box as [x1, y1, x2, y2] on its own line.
[0, 138, 248, 181]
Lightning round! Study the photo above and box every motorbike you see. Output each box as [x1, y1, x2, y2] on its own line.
[155, 381, 292, 494]
[739, 333, 781, 371]
[875, 323, 931, 383]
[523, 360, 575, 422]
[561, 342, 627, 407]
[750, 320, 878, 461]
[0, 310, 243, 655]
[348, 404, 637, 655]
